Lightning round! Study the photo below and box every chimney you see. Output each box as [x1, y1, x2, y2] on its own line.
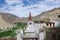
[29, 12, 32, 21]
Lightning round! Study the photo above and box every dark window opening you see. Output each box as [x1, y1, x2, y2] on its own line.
[34, 21, 38, 23]
[46, 23, 49, 26]
[40, 21, 45, 23]
[30, 23, 32, 25]
[58, 15, 60, 18]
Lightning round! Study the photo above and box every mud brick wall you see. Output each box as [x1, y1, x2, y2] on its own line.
[0, 37, 17, 40]
[46, 27, 60, 40]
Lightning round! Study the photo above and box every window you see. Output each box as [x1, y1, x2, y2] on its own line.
[30, 23, 32, 25]
[58, 15, 60, 18]
[34, 21, 38, 23]
[46, 23, 49, 26]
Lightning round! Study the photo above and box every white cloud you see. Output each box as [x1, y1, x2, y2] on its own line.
[0, 0, 60, 17]
[5, 0, 21, 5]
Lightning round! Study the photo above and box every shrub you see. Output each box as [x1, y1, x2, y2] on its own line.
[0, 22, 27, 37]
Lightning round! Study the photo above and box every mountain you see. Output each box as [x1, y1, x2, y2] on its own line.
[0, 13, 20, 24]
[19, 8, 60, 22]
[0, 8, 60, 29]
[1, 8, 60, 23]
[0, 13, 20, 29]
[34, 8, 60, 21]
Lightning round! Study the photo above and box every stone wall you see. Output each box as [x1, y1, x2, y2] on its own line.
[0, 37, 17, 40]
[45, 27, 60, 40]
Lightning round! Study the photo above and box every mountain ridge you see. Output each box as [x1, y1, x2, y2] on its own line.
[0, 13, 20, 24]
[0, 7, 60, 29]
[19, 7, 60, 22]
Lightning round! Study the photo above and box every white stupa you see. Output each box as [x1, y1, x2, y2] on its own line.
[25, 12, 39, 35]
[25, 12, 37, 34]
[16, 12, 40, 40]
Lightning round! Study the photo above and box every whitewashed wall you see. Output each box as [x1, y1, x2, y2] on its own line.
[39, 31, 46, 40]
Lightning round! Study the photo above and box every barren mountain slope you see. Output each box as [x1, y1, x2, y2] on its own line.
[35, 8, 60, 21]
[20, 8, 60, 22]
[0, 13, 20, 23]
[0, 15, 13, 29]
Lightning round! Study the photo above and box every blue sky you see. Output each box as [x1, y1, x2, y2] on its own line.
[0, 0, 60, 18]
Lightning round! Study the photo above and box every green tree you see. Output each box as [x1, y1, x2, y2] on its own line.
[14, 22, 27, 34]
[0, 22, 27, 37]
